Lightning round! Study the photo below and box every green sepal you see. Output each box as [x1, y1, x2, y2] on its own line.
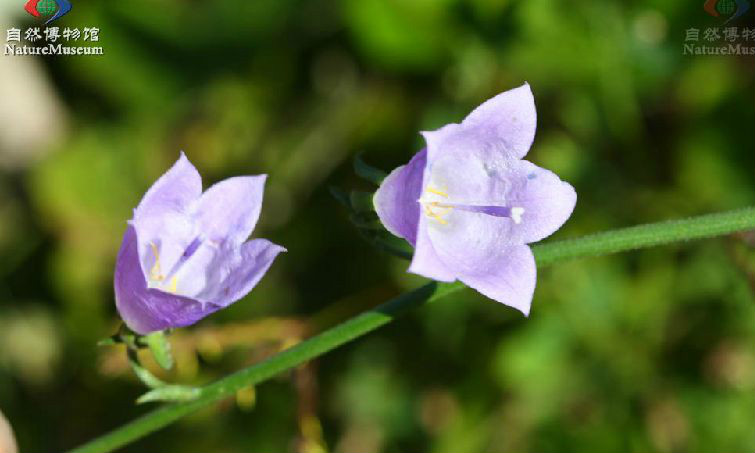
[97, 323, 137, 348]
[349, 191, 376, 213]
[142, 331, 174, 370]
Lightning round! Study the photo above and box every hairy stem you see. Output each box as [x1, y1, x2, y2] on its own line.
[67, 206, 755, 453]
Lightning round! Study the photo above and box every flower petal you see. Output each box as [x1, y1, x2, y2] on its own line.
[114, 226, 221, 334]
[134, 152, 202, 220]
[407, 214, 456, 282]
[193, 175, 267, 245]
[374, 149, 426, 245]
[457, 244, 536, 315]
[162, 235, 284, 306]
[200, 238, 286, 306]
[159, 240, 219, 299]
[133, 213, 198, 288]
[419, 136, 510, 207]
[500, 160, 577, 244]
[132, 153, 202, 284]
[421, 84, 535, 169]
[424, 202, 516, 276]
[461, 83, 536, 160]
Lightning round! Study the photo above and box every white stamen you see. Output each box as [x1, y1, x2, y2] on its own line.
[511, 207, 525, 224]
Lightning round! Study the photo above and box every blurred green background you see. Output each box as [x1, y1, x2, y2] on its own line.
[1, 0, 754, 451]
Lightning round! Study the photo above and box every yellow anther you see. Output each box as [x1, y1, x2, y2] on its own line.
[420, 188, 452, 225]
[168, 276, 178, 293]
[430, 201, 453, 212]
[426, 187, 449, 198]
[424, 204, 448, 225]
[149, 243, 164, 281]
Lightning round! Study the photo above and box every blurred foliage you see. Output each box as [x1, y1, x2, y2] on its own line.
[0, 0, 754, 451]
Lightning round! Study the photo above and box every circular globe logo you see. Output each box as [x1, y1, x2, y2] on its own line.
[716, 0, 737, 14]
[23, 0, 73, 23]
[704, 0, 751, 21]
[36, 0, 57, 16]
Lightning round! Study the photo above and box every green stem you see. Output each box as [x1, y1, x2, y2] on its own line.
[533, 206, 755, 266]
[67, 206, 755, 453]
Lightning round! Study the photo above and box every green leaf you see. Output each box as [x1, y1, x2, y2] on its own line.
[349, 214, 383, 231]
[354, 154, 387, 185]
[329, 186, 352, 209]
[370, 234, 413, 260]
[96, 337, 117, 346]
[127, 350, 166, 389]
[136, 385, 201, 404]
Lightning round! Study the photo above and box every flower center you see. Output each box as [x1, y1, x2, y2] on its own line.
[418, 186, 525, 225]
[420, 186, 454, 225]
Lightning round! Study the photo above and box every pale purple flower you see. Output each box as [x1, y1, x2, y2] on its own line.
[374, 84, 576, 315]
[114, 153, 285, 334]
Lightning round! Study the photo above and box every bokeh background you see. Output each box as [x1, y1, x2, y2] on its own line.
[1, 0, 754, 451]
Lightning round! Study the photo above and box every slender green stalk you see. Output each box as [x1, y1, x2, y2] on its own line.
[533, 206, 755, 266]
[67, 207, 755, 453]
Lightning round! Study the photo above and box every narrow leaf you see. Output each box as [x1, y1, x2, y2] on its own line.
[96, 337, 117, 346]
[354, 154, 387, 185]
[329, 186, 352, 209]
[136, 385, 201, 404]
[371, 235, 413, 260]
[127, 350, 166, 389]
